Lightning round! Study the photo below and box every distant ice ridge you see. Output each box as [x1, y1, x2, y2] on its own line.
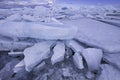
[1, 4, 119, 23]
[5, 6, 53, 22]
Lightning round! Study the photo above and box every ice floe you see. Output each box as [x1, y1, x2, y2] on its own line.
[0, 21, 77, 40]
[62, 18, 120, 53]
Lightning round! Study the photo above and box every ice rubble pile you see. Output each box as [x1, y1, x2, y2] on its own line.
[0, 19, 105, 78]
[5, 6, 52, 22]
[0, 19, 104, 78]
[6, 17, 119, 79]
[13, 40, 103, 80]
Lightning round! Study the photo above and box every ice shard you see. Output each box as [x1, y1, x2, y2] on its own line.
[8, 52, 23, 56]
[66, 40, 84, 53]
[51, 42, 65, 65]
[13, 60, 25, 73]
[24, 41, 54, 72]
[73, 52, 84, 69]
[5, 13, 22, 21]
[82, 48, 103, 71]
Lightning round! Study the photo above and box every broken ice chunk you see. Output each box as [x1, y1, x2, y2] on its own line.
[8, 52, 23, 56]
[51, 42, 65, 65]
[51, 18, 63, 25]
[22, 14, 37, 22]
[62, 68, 71, 77]
[82, 48, 103, 71]
[85, 71, 95, 79]
[5, 13, 22, 21]
[13, 60, 25, 73]
[24, 41, 54, 72]
[66, 40, 84, 53]
[73, 52, 84, 69]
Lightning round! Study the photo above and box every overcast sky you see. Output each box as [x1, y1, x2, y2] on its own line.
[58, 0, 120, 5]
[0, 0, 120, 5]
